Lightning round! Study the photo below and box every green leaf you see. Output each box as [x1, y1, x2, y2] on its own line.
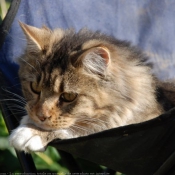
[32, 147, 69, 173]
[0, 110, 9, 136]
[0, 149, 22, 172]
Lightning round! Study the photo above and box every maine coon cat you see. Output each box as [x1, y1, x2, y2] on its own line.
[9, 22, 175, 153]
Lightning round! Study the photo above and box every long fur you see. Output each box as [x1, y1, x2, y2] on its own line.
[9, 22, 175, 152]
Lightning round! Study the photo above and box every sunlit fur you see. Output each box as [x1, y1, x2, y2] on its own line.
[9, 23, 175, 152]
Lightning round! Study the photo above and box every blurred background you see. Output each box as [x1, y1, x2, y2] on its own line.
[0, 1, 123, 174]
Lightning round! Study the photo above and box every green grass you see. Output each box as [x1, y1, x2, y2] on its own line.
[0, 110, 21, 172]
[0, 0, 11, 23]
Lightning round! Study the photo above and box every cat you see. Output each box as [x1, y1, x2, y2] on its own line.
[9, 22, 175, 153]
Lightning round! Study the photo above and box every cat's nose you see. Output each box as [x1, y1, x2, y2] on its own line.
[37, 114, 51, 122]
[38, 116, 47, 121]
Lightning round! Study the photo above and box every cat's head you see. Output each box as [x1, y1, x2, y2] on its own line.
[18, 22, 156, 134]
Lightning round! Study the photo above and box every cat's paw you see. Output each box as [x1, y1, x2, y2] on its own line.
[9, 125, 46, 153]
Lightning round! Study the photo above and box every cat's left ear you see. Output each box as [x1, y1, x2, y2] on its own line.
[19, 21, 51, 51]
[81, 47, 110, 76]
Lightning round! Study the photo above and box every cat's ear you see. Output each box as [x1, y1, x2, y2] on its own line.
[80, 47, 110, 76]
[19, 21, 51, 51]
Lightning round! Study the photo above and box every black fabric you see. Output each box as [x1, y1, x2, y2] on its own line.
[50, 108, 175, 175]
[0, 0, 21, 49]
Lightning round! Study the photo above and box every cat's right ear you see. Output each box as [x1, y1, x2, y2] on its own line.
[75, 46, 110, 77]
[19, 21, 51, 52]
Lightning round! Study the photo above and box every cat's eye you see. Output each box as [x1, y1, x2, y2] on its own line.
[30, 82, 41, 94]
[60, 92, 77, 103]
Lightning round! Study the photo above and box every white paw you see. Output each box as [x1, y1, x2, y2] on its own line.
[9, 125, 45, 153]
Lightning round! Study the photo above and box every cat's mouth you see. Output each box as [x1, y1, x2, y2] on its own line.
[29, 115, 75, 131]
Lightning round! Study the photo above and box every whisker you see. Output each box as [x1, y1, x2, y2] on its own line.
[76, 116, 109, 125]
[68, 112, 109, 125]
[3, 104, 26, 113]
[7, 104, 25, 109]
[6, 106, 25, 111]
[87, 117, 109, 124]
[21, 58, 40, 75]
[6, 107, 26, 113]
[66, 127, 75, 134]
[2, 88, 26, 102]
[5, 111, 26, 115]
[71, 124, 90, 133]
[78, 120, 106, 130]
[0, 99, 26, 106]
[75, 117, 109, 131]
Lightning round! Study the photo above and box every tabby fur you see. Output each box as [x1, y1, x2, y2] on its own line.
[9, 22, 175, 152]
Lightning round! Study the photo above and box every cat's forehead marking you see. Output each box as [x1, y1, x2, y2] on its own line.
[53, 77, 62, 93]
[51, 69, 62, 93]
